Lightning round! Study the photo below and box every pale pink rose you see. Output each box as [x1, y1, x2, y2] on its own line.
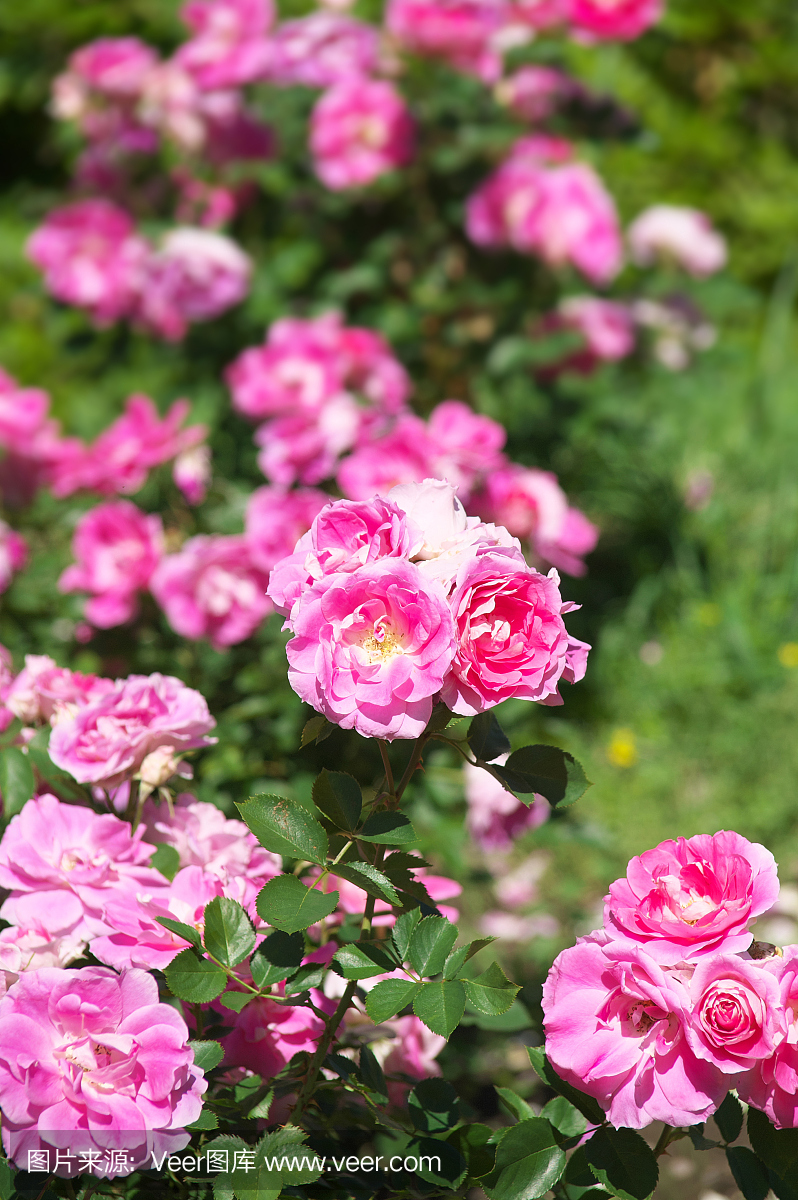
[150, 534, 273, 650]
[173, 444, 211, 505]
[310, 79, 414, 191]
[221, 990, 329, 1078]
[464, 759, 549, 852]
[495, 64, 574, 121]
[480, 910, 558, 939]
[388, 479, 468, 559]
[0, 522, 26, 594]
[415, 518, 522, 591]
[0, 794, 162, 939]
[0, 369, 52, 456]
[90, 864, 260, 971]
[0, 966, 206, 1177]
[226, 314, 348, 421]
[337, 414, 436, 499]
[566, 0, 663, 42]
[142, 794, 280, 882]
[137, 60, 207, 151]
[255, 395, 361, 486]
[58, 500, 164, 628]
[738, 947, 798, 1128]
[554, 296, 635, 365]
[684, 954, 784, 1076]
[64, 37, 159, 102]
[268, 495, 422, 618]
[493, 852, 549, 907]
[440, 550, 589, 714]
[48, 674, 217, 788]
[382, 1015, 446, 1103]
[386, 0, 509, 83]
[264, 13, 381, 86]
[533, 162, 623, 283]
[26, 199, 150, 325]
[135, 228, 252, 341]
[177, 0, 274, 89]
[0, 926, 86, 996]
[245, 485, 330, 575]
[535, 506, 599, 577]
[426, 401, 506, 502]
[628, 205, 728, 277]
[286, 559, 457, 740]
[4, 656, 114, 725]
[543, 933, 727, 1129]
[604, 831, 780, 963]
[0, 644, 15, 733]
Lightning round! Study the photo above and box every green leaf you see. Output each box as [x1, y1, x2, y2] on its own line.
[462, 961, 519, 1015]
[408, 916, 458, 977]
[442, 945, 470, 979]
[392, 907, 422, 960]
[151, 843, 181, 881]
[748, 1107, 798, 1182]
[312, 769, 362, 830]
[495, 1087, 535, 1123]
[714, 1092, 744, 1143]
[257, 929, 305, 967]
[410, 1136, 467, 1190]
[187, 1106, 219, 1131]
[409, 1079, 460, 1133]
[283, 963, 325, 995]
[726, 1147, 770, 1200]
[583, 1127, 659, 1200]
[190, 1040, 225, 1071]
[541, 1096, 588, 1139]
[413, 979, 466, 1037]
[247, 1089, 274, 1120]
[231, 1126, 324, 1199]
[687, 1124, 720, 1151]
[256, 875, 338, 933]
[526, 1047, 606, 1126]
[156, 915, 202, 950]
[0, 746, 34, 818]
[462, 999, 533, 1032]
[165, 949, 227, 1003]
[468, 713, 511, 762]
[492, 745, 591, 807]
[0, 1157, 14, 1200]
[300, 715, 332, 747]
[334, 941, 397, 979]
[483, 1118, 566, 1200]
[425, 703, 456, 733]
[359, 811, 417, 845]
[219, 991, 255, 1012]
[203, 897, 256, 967]
[447, 1124, 495, 1180]
[237, 794, 328, 862]
[360, 1044, 388, 1101]
[335, 861, 400, 905]
[365, 978, 420, 1023]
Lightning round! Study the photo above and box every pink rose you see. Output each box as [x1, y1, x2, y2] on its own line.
[135, 228, 252, 341]
[464, 759, 549, 852]
[0, 522, 26, 594]
[142, 795, 281, 882]
[26, 199, 150, 326]
[426, 401, 506, 502]
[739, 947, 798, 1128]
[535, 506, 599, 578]
[552, 296, 635, 367]
[48, 673, 217, 788]
[685, 954, 784, 1074]
[150, 534, 273, 649]
[0, 926, 86, 996]
[66, 37, 159, 100]
[605, 831, 780, 963]
[565, 0, 663, 42]
[337, 414, 435, 500]
[381, 1015, 446, 1103]
[385, 0, 509, 83]
[226, 314, 348, 421]
[310, 79, 415, 191]
[495, 65, 575, 122]
[388, 479, 468, 558]
[268, 495, 422, 617]
[0, 368, 52, 456]
[221, 990, 329, 1078]
[4, 655, 114, 725]
[263, 13, 381, 87]
[543, 933, 727, 1129]
[177, 0, 274, 89]
[173, 444, 211, 505]
[0, 966, 206, 1176]
[0, 794, 162, 939]
[255, 396, 361, 486]
[58, 500, 164, 628]
[628, 205, 728, 277]
[440, 549, 590, 714]
[245, 484, 330, 574]
[286, 559, 456, 739]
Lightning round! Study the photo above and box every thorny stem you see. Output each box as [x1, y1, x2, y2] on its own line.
[653, 1124, 685, 1156]
[395, 734, 428, 803]
[290, 981, 357, 1123]
[378, 741, 396, 798]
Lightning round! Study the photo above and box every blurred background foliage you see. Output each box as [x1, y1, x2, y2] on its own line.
[2, 3, 798, 1164]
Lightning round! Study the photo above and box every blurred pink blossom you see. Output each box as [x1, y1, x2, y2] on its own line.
[264, 13, 381, 86]
[310, 79, 414, 190]
[255, 397, 361, 486]
[386, 0, 509, 83]
[245, 485, 330, 574]
[0, 926, 86, 996]
[480, 910, 559, 939]
[0, 523, 26, 594]
[464, 759, 549, 852]
[177, 0, 275, 89]
[628, 204, 728, 277]
[173, 444, 212, 505]
[4, 656, 114, 726]
[135, 228, 252, 341]
[141, 794, 281, 882]
[550, 295, 635, 370]
[566, 0, 663, 42]
[495, 64, 574, 121]
[53, 37, 159, 119]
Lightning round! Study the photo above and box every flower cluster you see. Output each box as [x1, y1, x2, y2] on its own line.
[268, 479, 589, 738]
[543, 831, 798, 1130]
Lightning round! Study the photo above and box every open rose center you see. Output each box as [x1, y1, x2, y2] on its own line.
[360, 617, 404, 663]
[624, 998, 669, 1036]
[651, 862, 724, 925]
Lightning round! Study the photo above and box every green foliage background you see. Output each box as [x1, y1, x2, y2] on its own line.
[1, 2, 798, 1181]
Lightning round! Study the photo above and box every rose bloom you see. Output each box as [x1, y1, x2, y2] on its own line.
[0, 966, 206, 1177]
[495, 65, 574, 122]
[552, 296, 635, 368]
[221, 990, 329, 1078]
[177, 0, 274, 89]
[370, 1015, 446, 1104]
[565, 0, 663, 42]
[254, 395, 361, 486]
[543, 932, 728, 1129]
[464, 759, 549, 852]
[245, 485, 330, 575]
[628, 204, 728, 278]
[52, 37, 159, 124]
[286, 558, 456, 739]
[0, 368, 52, 457]
[604, 831, 780, 963]
[264, 13, 381, 87]
[440, 549, 590, 715]
[316, 859, 461, 925]
[4, 655, 114, 725]
[268, 495, 422, 618]
[137, 60, 206, 151]
[426, 401, 506, 502]
[135, 228, 252, 341]
[58, 500, 164, 628]
[141, 794, 281, 882]
[0, 521, 26, 594]
[173, 444, 211, 505]
[310, 79, 415, 191]
[0, 926, 86, 996]
[337, 414, 436, 500]
[49, 673, 217, 788]
[26, 199, 150, 326]
[0, 793, 162, 940]
[150, 534, 273, 649]
[684, 954, 784, 1075]
[385, 0, 509, 83]
[739, 947, 798, 1128]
